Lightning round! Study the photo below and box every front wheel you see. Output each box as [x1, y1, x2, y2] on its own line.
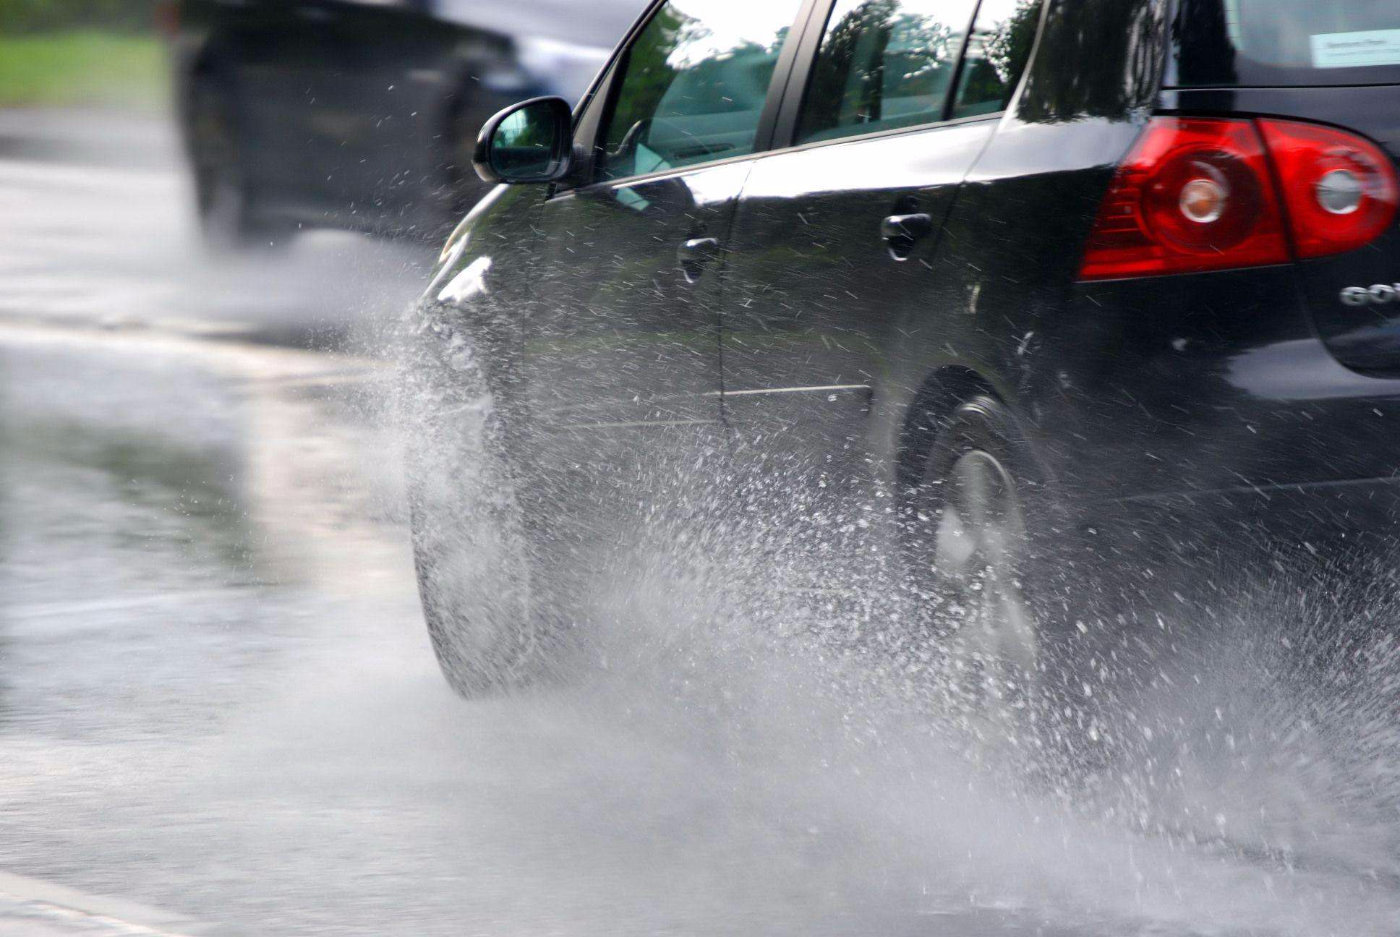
[407, 396, 551, 698]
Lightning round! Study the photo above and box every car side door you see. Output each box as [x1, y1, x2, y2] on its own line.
[719, 0, 1040, 487]
[522, 0, 812, 436]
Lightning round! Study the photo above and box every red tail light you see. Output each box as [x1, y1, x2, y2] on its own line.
[1079, 118, 1288, 280]
[1258, 118, 1399, 260]
[1078, 117, 1399, 281]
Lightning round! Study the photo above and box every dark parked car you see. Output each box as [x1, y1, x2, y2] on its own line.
[167, 0, 645, 245]
[408, 0, 1400, 724]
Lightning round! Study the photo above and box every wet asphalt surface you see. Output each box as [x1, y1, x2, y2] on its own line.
[7, 108, 1400, 937]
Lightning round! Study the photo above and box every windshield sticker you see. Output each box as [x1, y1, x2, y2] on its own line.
[1311, 29, 1400, 69]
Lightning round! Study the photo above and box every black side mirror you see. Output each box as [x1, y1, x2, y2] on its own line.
[473, 96, 574, 185]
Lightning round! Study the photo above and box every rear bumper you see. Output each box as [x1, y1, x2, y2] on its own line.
[1092, 474, 1400, 559]
[1039, 266, 1400, 506]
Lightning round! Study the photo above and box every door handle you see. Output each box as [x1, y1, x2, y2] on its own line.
[881, 212, 933, 259]
[677, 237, 720, 283]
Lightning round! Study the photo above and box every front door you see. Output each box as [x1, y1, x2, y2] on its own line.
[518, 0, 809, 593]
[525, 0, 809, 431]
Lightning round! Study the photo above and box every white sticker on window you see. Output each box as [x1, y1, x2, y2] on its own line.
[1311, 29, 1400, 69]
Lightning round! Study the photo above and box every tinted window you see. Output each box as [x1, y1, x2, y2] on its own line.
[598, 0, 803, 181]
[950, 0, 1042, 117]
[1176, 0, 1400, 86]
[796, 0, 979, 145]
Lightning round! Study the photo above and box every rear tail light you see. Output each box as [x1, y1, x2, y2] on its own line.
[1258, 119, 1399, 259]
[1078, 117, 1400, 281]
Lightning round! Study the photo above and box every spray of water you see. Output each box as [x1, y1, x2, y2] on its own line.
[377, 297, 1400, 936]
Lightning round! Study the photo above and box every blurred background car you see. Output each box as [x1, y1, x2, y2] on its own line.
[163, 0, 647, 248]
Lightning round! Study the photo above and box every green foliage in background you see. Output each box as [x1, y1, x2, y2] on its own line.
[0, 0, 155, 34]
[0, 32, 165, 108]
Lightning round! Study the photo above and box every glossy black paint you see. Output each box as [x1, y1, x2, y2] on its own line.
[170, 0, 644, 240]
[418, 0, 1400, 567]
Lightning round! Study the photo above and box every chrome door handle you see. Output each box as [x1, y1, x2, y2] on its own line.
[881, 212, 933, 259]
[677, 237, 720, 283]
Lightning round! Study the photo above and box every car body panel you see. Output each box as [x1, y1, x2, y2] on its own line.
[525, 162, 749, 431]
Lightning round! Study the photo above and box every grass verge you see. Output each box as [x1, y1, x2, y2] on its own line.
[0, 31, 166, 109]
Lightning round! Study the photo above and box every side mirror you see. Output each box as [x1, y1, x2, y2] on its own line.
[473, 96, 574, 185]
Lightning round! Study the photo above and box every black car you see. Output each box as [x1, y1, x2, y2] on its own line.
[167, 0, 645, 246]
[408, 0, 1400, 723]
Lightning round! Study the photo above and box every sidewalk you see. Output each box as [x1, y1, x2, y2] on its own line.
[0, 873, 214, 936]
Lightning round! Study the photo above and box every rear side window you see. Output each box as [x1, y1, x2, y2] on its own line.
[949, 0, 1042, 118]
[795, 0, 980, 145]
[1176, 0, 1400, 86]
[597, 0, 804, 181]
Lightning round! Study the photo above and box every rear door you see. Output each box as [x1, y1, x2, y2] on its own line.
[719, 0, 1028, 475]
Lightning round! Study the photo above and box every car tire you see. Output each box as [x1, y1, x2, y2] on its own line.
[189, 76, 295, 253]
[404, 336, 552, 698]
[904, 395, 1077, 748]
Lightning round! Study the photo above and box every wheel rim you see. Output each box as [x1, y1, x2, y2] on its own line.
[934, 449, 1038, 721]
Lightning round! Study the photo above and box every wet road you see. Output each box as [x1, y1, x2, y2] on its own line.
[0, 109, 428, 351]
[6, 109, 1400, 937]
[5, 327, 1400, 937]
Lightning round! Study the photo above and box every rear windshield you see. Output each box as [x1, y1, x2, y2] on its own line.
[1174, 0, 1400, 87]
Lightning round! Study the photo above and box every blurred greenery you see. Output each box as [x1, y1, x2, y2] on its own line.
[0, 0, 155, 34]
[0, 31, 166, 108]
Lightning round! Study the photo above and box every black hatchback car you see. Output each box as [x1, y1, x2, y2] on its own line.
[408, 0, 1400, 715]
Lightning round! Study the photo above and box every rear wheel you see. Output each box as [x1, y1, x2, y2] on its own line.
[189, 76, 295, 252]
[908, 395, 1055, 745]
[934, 446, 1039, 722]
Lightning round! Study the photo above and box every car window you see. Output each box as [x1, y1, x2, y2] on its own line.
[597, 0, 805, 182]
[795, 0, 980, 145]
[1176, 0, 1400, 86]
[949, 0, 1042, 117]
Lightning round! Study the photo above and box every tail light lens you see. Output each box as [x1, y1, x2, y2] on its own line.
[1258, 118, 1399, 259]
[1078, 117, 1399, 281]
[1079, 118, 1288, 280]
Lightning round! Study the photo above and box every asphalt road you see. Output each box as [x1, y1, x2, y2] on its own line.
[5, 108, 1400, 937]
[0, 108, 431, 351]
